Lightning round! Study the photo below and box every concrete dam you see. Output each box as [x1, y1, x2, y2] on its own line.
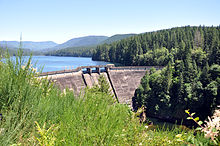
[40, 65, 163, 107]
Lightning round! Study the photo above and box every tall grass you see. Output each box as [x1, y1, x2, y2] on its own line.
[0, 50, 215, 145]
[0, 50, 54, 145]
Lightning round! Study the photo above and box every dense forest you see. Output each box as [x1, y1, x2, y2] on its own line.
[45, 46, 95, 57]
[92, 26, 220, 122]
[92, 26, 219, 66]
[100, 34, 136, 44]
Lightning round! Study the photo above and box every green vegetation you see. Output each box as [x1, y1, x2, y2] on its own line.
[45, 45, 95, 57]
[92, 26, 220, 120]
[0, 51, 216, 145]
[185, 109, 220, 144]
[133, 62, 219, 122]
[100, 34, 136, 44]
[47, 36, 108, 51]
[92, 26, 219, 66]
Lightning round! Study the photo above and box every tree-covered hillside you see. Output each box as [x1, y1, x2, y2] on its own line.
[92, 26, 220, 122]
[45, 46, 95, 57]
[48, 36, 108, 52]
[100, 34, 136, 44]
[92, 26, 219, 66]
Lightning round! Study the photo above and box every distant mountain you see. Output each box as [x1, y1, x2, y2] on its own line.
[0, 44, 31, 56]
[1, 34, 136, 56]
[46, 34, 137, 57]
[100, 34, 136, 44]
[0, 42, 17, 50]
[0, 41, 58, 51]
[49, 36, 108, 51]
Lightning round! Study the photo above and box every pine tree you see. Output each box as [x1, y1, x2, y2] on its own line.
[200, 61, 210, 86]
[183, 53, 194, 83]
[164, 62, 173, 93]
[141, 72, 151, 93]
[94, 74, 111, 95]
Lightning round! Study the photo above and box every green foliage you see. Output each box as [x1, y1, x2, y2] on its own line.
[0, 50, 55, 145]
[93, 26, 220, 66]
[0, 52, 214, 145]
[45, 46, 95, 57]
[88, 74, 117, 103]
[185, 109, 220, 144]
[134, 64, 219, 122]
[91, 74, 112, 95]
[92, 26, 220, 144]
[35, 121, 58, 146]
[185, 110, 204, 129]
[101, 34, 136, 44]
[112, 26, 219, 123]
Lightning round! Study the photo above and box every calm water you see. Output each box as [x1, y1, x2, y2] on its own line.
[25, 56, 111, 72]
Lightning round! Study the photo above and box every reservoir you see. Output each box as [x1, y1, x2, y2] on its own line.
[26, 56, 112, 72]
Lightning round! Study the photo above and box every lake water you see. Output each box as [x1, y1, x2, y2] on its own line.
[26, 56, 112, 72]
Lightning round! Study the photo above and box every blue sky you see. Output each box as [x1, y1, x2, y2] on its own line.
[0, 0, 219, 44]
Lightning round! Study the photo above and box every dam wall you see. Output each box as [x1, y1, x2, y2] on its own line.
[108, 69, 146, 105]
[41, 71, 86, 95]
[40, 65, 163, 107]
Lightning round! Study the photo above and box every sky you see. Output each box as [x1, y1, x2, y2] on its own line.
[0, 0, 219, 44]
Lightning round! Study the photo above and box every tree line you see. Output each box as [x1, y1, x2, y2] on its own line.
[92, 26, 219, 66]
[45, 46, 95, 57]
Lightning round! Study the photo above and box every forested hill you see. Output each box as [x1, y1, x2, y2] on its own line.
[100, 34, 136, 44]
[93, 26, 220, 122]
[45, 45, 95, 57]
[92, 26, 220, 66]
[46, 34, 136, 57]
[48, 36, 108, 51]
